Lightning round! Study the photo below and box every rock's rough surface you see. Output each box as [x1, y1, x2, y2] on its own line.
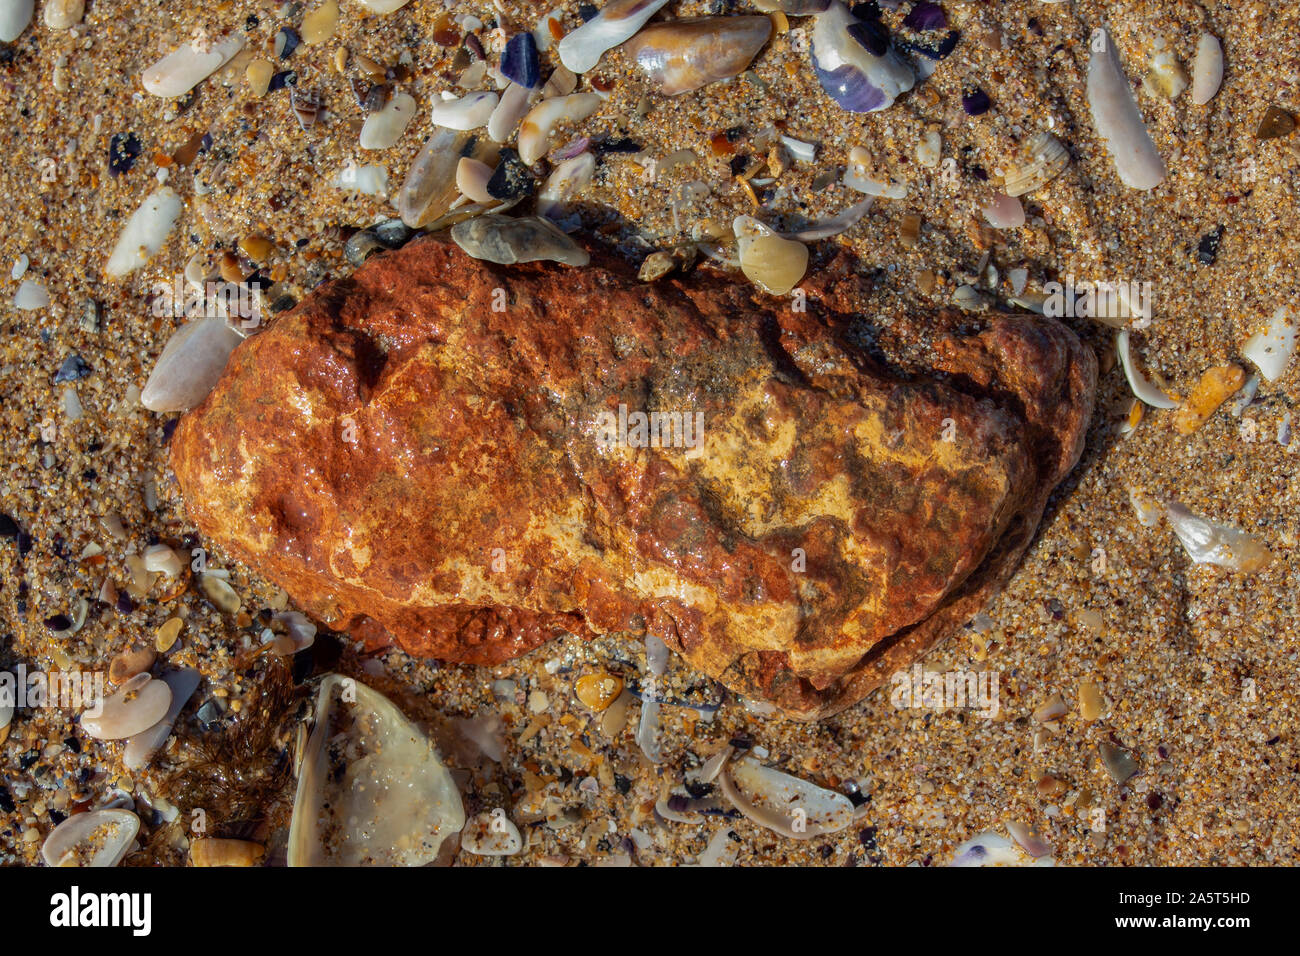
[171, 238, 1095, 719]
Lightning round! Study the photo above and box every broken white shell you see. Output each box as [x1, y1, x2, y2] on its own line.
[41, 808, 140, 867]
[105, 186, 183, 278]
[720, 754, 854, 839]
[1142, 49, 1189, 100]
[460, 811, 523, 856]
[141, 316, 243, 413]
[1241, 306, 1296, 382]
[431, 90, 498, 130]
[557, 0, 670, 74]
[1191, 32, 1223, 106]
[288, 674, 465, 866]
[333, 161, 389, 196]
[1116, 330, 1178, 409]
[354, 0, 411, 11]
[982, 193, 1024, 229]
[1087, 28, 1166, 190]
[518, 93, 603, 165]
[1167, 502, 1272, 572]
[844, 147, 906, 198]
[81, 673, 173, 741]
[360, 91, 416, 149]
[142, 35, 246, 98]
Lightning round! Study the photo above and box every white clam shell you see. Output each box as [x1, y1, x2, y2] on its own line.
[141, 316, 243, 413]
[81, 673, 173, 741]
[122, 668, 201, 770]
[288, 674, 465, 866]
[460, 811, 523, 856]
[720, 754, 853, 838]
[142, 35, 246, 98]
[949, 829, 1054, 867]
[431, 90, 498, 130]
[1002, 131, 1069, 197]
[353, 0, 410, 11]
[0, 0, 33, 43]
[1241, 306, 1295, 382]
[360, 91, 416, 149]
[1086, 28, 1166, 190]
[1191, 32, 1223, 106]
[105, 186, 183, 278]
[41, 808, 140, 867]
[44, 0, 83, 30]
[518, 93, 602, 164]
[557, 0, 670, 74]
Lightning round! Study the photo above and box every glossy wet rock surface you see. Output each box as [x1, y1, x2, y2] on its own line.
[171, 238, 1094, 719]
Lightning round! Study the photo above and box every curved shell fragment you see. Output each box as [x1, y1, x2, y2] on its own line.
[518, 93, 602, 165]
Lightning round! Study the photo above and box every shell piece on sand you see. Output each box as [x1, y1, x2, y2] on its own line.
[122, 668, 202, 770]
[460, 811, 523, 856]
[41, 808, 140, 867]
[1241, 306, 1296, 382]
[622, 16, 772, 95]
[721, 754, 854, 838]
[1086, 28, 1166, 190]
[557, 0, 670, 74]
[354, 0, 411, 11]
[1191, 32, 1223, 105]
[288, 674, 465, 866]
[811, 0, 915, 113]
[81, 673, 173, 741]
[360, 91, 416, 149]
[141, 35, 246, 98]
[397, 127, 498, 228]
[142, 316, 244, 413]
[105, 186, 183, 278]
[0, 0, 33, 43]
[451, 213, 590, 266]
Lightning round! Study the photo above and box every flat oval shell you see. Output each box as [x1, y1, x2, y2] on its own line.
[141, 317, 244, 412]
[41, 808, 140, 867]
[81, 675, 173, 740]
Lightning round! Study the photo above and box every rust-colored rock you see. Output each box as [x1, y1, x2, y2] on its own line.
[171, 237, 1095, 719]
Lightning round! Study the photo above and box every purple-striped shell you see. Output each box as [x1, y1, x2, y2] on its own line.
[811, 0, 914, 113]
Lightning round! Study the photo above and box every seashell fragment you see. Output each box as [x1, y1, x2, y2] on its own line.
[360, 91, 416, 149]
[353, 0, 411, 11]
[517, 92, 602, 164]
[844, 146, 906, 197]
[431, 90, 498, 130]
[720, 754, 854, 839]
[123, 667, 201, 770]
[949, 829, 1053, 867]
[461, 811, 523, 856]
[142, 35, 246, 98]
[288, 674, 465, 866]
[1086, 28, 1166, 190]
[105, 186, 183, 278]
[451, 214, 590, 266]
[191, 838, 265, 867]
[1241, 307, 1296, 382]
[622, 16, 772, 96]
[781, 198, 872, 241]
[41, 808, 139, 867]
[487, 82, 533, 143]
[81, 673, 173, 741]
[1171, 364, 1244, 434]
[1167, 502, 1272, 573]
[397, 128, 498, 228]
[735, 217, 808, 295]
[536, 152, 595, 219]
[1116, 330, 1178, 409]
[1002, 131, 1069, 197]
[1142, 49, 1188, 100]
[142, 317, 243, 412]
[811, 0, 914, 113]
[1191, 33, 1223, 106]
[915, 128, 941, 168]
[44, 0, 82, 31]
[456, 157, 496, 203]
[574, 672, 624, 711]
[13, 280, 49, 310]
[332, 161, 389, 196]
[557, 0, 670, 75]
[982, 193, 1024, 229]
[0, 0, 33, 42]
[1099, 741, 1139, 784]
